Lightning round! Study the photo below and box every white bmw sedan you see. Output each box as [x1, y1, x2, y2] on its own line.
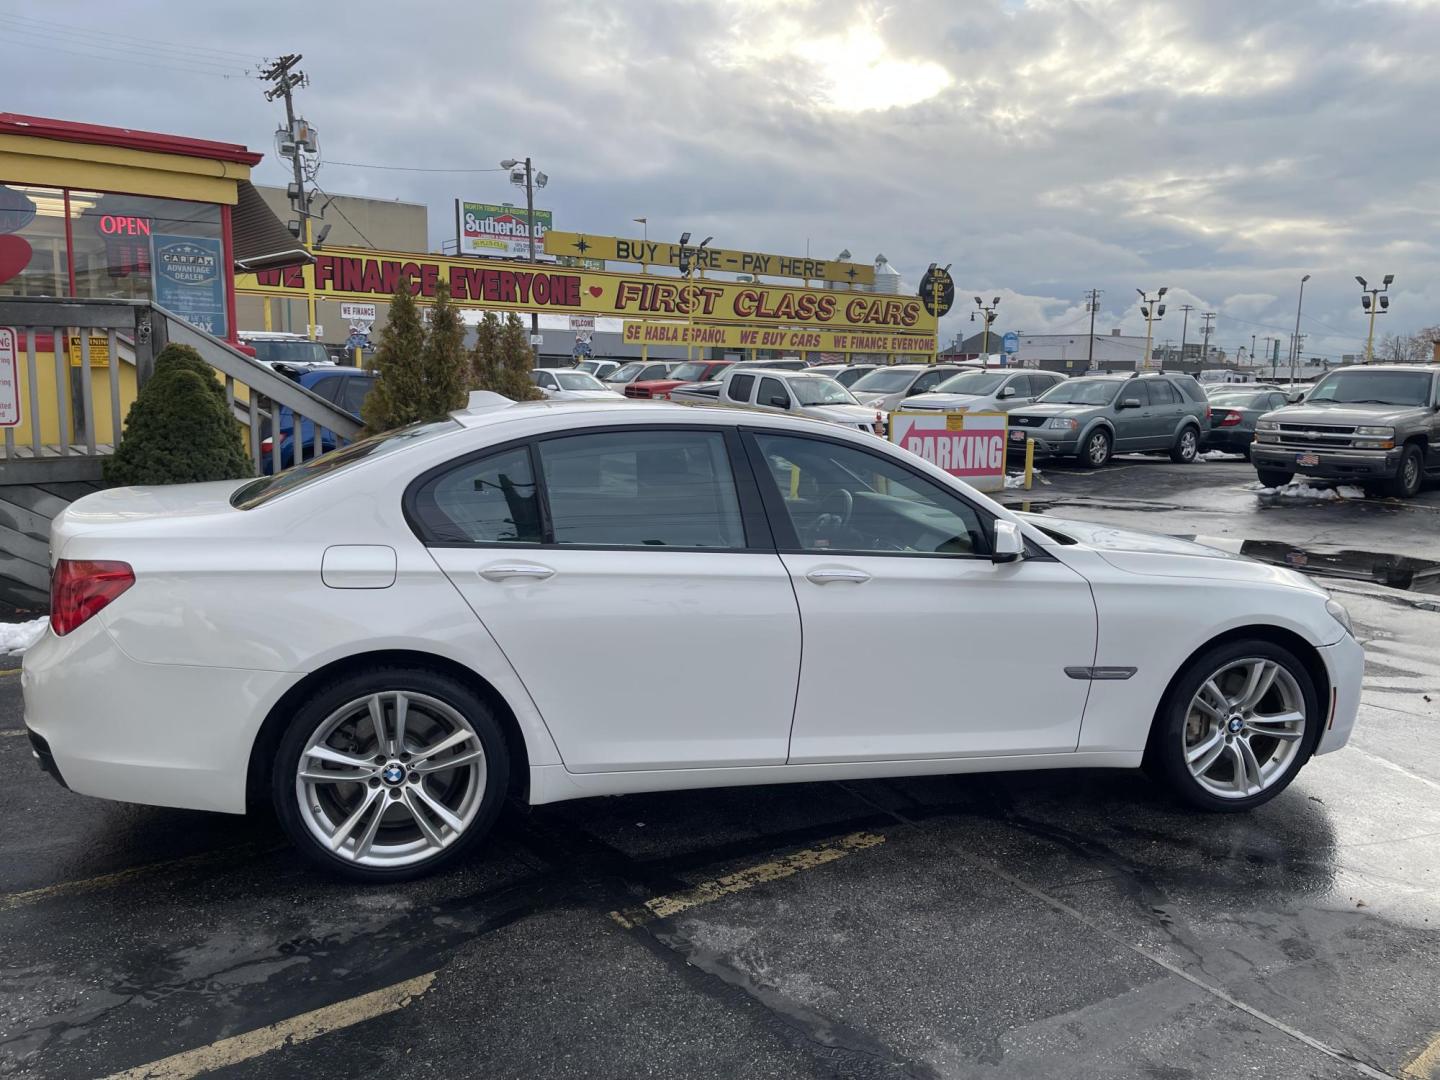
[23, 397, 1363, 882]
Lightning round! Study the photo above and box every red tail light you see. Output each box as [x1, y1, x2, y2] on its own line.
[1204, 405, 1212, 421]
[50, 559, 134, 636]
[260, 437, 274, 454]
[1219, 410, 1243, 427]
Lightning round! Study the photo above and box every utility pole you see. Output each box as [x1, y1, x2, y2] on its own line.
[1199, 311, 1216, 366]
[1083, 288, 1103, 372]
[1178, 304, 1194, 366]
[261, 54, 317, 340]
[1250, 334, 1257, 367]
[1261, 335, 1279, 378]
[1288, 274, 1310, 381]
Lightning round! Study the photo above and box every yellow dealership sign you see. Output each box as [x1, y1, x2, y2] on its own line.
[544, 231, 875, 286]
[622, 321, 936, 354]
[237, 246, 930, 333]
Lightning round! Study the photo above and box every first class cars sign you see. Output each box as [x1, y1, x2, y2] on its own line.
[238, 247, 934, 333]
[889, 411, 1008, 493]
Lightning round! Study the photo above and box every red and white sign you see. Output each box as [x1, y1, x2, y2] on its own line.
[0, 327, 19, 427]
[889, 410, 1008, 492]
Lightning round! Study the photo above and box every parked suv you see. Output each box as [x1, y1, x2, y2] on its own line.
[899, 368, 1067, 414]
[1007, 372, 1210, 467]
[716, 367, 884, 434]
[849, 363, 965, 412]
[1250, 364, 1440, 498]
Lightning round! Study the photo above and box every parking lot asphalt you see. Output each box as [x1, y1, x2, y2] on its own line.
[3, 457, 1440, 1079]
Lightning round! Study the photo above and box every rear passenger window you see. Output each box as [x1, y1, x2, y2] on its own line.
[410, 446, 542, 544]
[726, 374, 755, 403]
[538, 430, 745, 549]
[1149, 381, 1178, 405]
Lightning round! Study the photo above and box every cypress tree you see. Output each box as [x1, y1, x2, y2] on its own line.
[104, 358, 253, 486]
[361, 282, 427, 432]
[419, 281, 468, 417]
[469, 312, 543, 401]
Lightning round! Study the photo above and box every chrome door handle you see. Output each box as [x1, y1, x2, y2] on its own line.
[480, 564, 555, 581]
[806, 568, 871, 584]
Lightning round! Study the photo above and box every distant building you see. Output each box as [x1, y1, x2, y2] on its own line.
[1017, 328, 1150, 373]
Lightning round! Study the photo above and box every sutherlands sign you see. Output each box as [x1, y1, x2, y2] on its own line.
[544, 231, 875, 286]
[622, 321, 936, 354]
[459, 202, 551, 259]
[237, 247, 934, 333]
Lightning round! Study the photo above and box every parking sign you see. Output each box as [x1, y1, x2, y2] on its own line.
[0, 327, 19, 427]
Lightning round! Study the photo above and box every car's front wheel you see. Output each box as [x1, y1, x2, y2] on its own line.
[274, 668, 510, 882]
[1079, 428, 1112, 468]
[1386, 444, 1424, 499]
[1169, 426, 1199, 463]
[1148, 640, 1319, 811]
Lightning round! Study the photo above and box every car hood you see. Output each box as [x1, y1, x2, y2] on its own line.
[1263, 403, 1425, 426]
[900, 392, 989, 410]
[1016, 513, 1324, 593]
[1010, 402, 1098, 418]
[852, 390, 904, 406]
[804, 403, 879, 423]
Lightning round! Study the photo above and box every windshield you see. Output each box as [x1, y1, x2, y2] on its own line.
[606, 362, 644, 382]
[1305, 369, 1433, 407]
[1036, 379, 1120, 406]
[933, 371, 1006, 396]
[851, 368, 920, 393]
[554, 371, 605, 390]
[790, 376, 858, 406]
[667, 362, 712, 381]
[248, 339, 332, 365]
[230, 420, 460, 509]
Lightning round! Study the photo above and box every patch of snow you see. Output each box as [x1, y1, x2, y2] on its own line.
[1004, 470, 1042, 490]
[0, 617, 48, 656]
[1198, 450, 1240, 461]
[1242, 481, 1268, 491]
[1256, 481, 1365, 502]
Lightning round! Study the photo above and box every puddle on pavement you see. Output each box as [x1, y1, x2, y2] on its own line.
[1009, 502, 1440, 593]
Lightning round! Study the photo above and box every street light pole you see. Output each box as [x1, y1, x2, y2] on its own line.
[1136, 287, 1168, 372]
[1357, 274, 1394, 363]
[501, 156, 550, 363]
[972, 296, 1000, 359]
[1288, 274, 1310, 382]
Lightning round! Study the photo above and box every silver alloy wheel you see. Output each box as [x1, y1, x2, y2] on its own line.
[1178, 429, 1197, 460]
[1182, 657, 1306, 799]
[1087, 431, 1110, 465]
[1403, 452, 1421, 493]
[295, 691, 487, 868]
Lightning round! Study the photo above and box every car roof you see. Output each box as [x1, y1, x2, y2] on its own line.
[1330, 363, 1438, 374]
[447, 396, 844, 433]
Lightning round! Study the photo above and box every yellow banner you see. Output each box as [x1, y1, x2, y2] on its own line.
[237, 246, 931, 333]
[544, 231, 875, 286]
[67, 334, 110, 368]
[621, 321, 936, 355]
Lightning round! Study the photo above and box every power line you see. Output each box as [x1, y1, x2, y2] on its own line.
[0, 11, 260, 64]
[0, 34, 254, 79]
[311, 184, 378, 250]
[324, 160, 510, 173]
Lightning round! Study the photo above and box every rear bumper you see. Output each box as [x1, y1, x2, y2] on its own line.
[1315, 632, 1364, 755]
[1201, 428, 1254, 451]
[1251, 444, 1401, 480]
[21, 617, 303, 814]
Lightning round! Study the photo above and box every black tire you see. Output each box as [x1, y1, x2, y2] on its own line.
[1385, 444, 1423, 499]
[1079, 427, 1111, 468]
[1240, 444, 1252, 461]
[1255, 467, 1293, 487]
[1146, 638, 1321, 812]
[273, 666, 511, 883]
[1169, 425, 1200, 463]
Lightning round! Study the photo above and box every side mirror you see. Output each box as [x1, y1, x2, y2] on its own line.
[998, 386, 1015, 399]
[992, 520, 1024, 564]
[768, 395, 790, 409]
[1288, 393, 1304, 404]
[1120, 397, 1141, 410]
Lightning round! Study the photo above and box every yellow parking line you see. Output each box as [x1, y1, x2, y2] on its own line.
[0, 842, 281, 913]
[609, 830, 885, 928]
[102, 971, 436, 1080]
[1403, 1030, 1440, 1079]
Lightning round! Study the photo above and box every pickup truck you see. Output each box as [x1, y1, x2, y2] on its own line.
[1251, 364, 1440, 498]
[711, 366, 886, 435]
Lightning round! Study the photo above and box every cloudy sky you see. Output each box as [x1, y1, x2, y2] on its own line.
[6, 0, 1438, 361]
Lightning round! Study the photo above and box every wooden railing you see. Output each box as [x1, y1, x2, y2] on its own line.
[0, 298, 363, 482]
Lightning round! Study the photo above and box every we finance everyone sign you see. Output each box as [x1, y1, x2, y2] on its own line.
[889, 411, 1009, 493]
[237, 247, 935, 334]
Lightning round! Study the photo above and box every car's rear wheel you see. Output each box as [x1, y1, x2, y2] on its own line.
[1079, 428, 1111, 468]
[1148, 640, 1320, 811]
[274, 668, 509, 882]
[1169, 426, 1199, 463]
[1255, 467, 1293, 487]
[1385, 444, 1423, 499]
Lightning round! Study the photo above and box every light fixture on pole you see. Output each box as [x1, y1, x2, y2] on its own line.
[1356, 274, 1393, 364]
[678, 233, 712, 361]
[501, 157, 548, 361]
[1136, 287, 1168, 372]
[971, 295, 1001, 357]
